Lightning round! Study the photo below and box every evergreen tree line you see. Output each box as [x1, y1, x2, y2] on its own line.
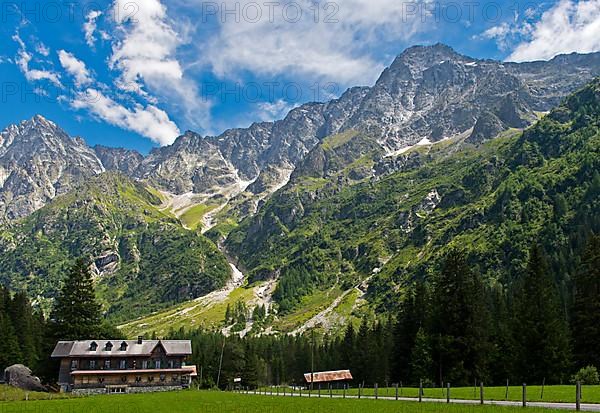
[1, 258, 119, 382]
[0, 288, 46, 374]
[170, 236, 600, 389]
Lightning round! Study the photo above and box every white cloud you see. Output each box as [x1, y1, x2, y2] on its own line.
[58, 50, 92, 87]
[71, 88, 181, 145]
[256, 100, 297, 122]
[36, 43, 50, 56]
[507, 0, 600, 62]
[84, 10, 103, 48]
[12, 33, 61, 87]
[201, 0, 427, 86]
[109, 0, 208, 127]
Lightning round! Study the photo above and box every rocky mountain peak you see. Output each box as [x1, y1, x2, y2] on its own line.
[0, 116, 104, 220]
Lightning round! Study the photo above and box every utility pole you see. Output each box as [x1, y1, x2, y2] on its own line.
[311, 329, 315, 393]
[216, 337, 226, 389]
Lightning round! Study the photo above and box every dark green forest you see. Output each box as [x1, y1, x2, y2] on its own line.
[169, 237, 600, 389]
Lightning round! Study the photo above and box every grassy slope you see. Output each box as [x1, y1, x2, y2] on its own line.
[179, 204, 217, 230]
[0, 389, 588, 411]
[119, 282, 257, 337]
[0, 173, 231, 321]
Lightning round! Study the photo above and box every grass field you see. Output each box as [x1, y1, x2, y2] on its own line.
[179, 204, 217, 230]
[0, 389, 582, 413]
[0, 385, 72, 402]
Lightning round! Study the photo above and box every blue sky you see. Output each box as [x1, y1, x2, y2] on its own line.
[1, 0, 599, 154]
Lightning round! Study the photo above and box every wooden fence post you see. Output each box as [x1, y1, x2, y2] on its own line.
[329, 384, 332, 398]
[358, 384, 361, 399]
[447, 382, 450, 403]
[541, 378, 545, 400]
[522, 383, 527, 408]
[576, 381, 581, 412]
[395, 383, 399, 400]
[375, 383, 378, 400]
[318, 384, 321, 398]
[419, 379, 423, 403]
[343, 384, 346, 399]
[506, 379, 509, 400]
[480, 382, 484, 405]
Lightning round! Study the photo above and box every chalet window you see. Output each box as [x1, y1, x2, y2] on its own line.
[90, 341, 98, 351]
[70, 360, 78, 370]
[89, 360, 96, 369]
[105, 341, 113, 351]
[104, 359, 111, 369]
[159, 374, 166, 382]
[147, 376, 154, 382]
[168, 359, 174, 369]
[155, 360, 161, 369]
[135, 376, 142, 383]
[120, 341, 128, 351]
[142, 360, 148, 369]
[171, 374, 178, 382]
[119, 359, 127, 369]
[121, 376, 127, 383]
[97, 377, 104, 383]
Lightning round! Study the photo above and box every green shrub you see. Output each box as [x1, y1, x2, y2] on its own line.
[572, 366, 600, 385]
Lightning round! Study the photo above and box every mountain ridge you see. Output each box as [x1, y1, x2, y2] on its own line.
[2, 45, 600, 224]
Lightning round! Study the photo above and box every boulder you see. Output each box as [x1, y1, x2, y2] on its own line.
[3, 364, 46, 392]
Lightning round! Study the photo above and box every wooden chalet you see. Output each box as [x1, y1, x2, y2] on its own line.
[51, 337, 197, 394]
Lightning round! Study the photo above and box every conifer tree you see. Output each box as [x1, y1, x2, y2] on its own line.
[0, 313, 22, 370]
[410, 327, 433, 385]
[431, 249, 491, 385]
[51, 258, 102, 340]
[572, 236, 600, 368]
[512, 245, 572, 383]
[9, 292, 37, 367]
[391, 280, 429, 383]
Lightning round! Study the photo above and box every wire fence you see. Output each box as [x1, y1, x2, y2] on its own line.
[235, 381, 593, 411]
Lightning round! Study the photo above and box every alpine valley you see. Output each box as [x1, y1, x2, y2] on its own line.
[1, 44, 599, 336]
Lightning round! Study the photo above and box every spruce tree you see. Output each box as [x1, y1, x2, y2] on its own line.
[51, 258, 103, 340]
[9, 292, 37, 367]
[431, 249, 491, 385]
[572, 236, 600, 368]
[391, 280, 429, 384]
[0, 313, 22, 370]
[340, 323, 356, 371]
[512, 245, 571, 383]
[410, 327, 433, 385]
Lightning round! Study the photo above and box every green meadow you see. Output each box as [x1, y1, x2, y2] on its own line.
[0, 389, 585, 413]
[260, 385, 600, 404]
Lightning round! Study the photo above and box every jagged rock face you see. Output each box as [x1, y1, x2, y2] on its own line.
[340, 44, 600, 152]
[2, 46, 600, 223]
[94, 145, 143, 176]
[135, 45, 600, 200]
[0, 116, 104, 220]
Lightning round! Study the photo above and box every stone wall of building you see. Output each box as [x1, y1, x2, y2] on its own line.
[72, 385, 183, 396]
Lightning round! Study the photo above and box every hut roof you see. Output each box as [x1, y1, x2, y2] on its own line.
[303, 370, 352, 383]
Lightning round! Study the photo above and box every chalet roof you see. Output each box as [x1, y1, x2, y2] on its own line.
[51, 340, 192, 358]
[303, 370, 353, 383]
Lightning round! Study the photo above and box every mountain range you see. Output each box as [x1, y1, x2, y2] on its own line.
[1, 44, 599, 333]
